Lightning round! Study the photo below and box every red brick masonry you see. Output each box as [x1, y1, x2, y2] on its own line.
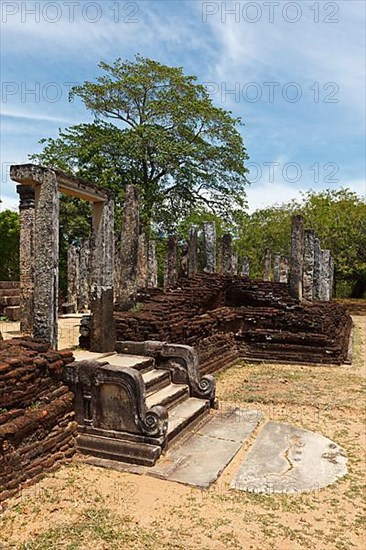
[0, 338, 76, 503]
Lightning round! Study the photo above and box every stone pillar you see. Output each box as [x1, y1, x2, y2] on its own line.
[313, 235, 321, 300]
[302, 229, 315, 301]
[289, 214, 304, 300]
[136, 230, 148, 289]
[241, 256, 250, 277]
[263, 248, 271, 281]
[164, 235, 178, 287]
[147, 240, 158, 288]
[273, 254, 281, 282]
[188, 226, 198, 277]
[119, 185, 139, 309]
[16, 184, 35, 337]
[279, 257, 289, 283]
[33, 170, 59, 348]
[221, 234, 233, 275]
[78, 239, 91, 312]
[90, 197, 115, 352]
[319, 249, 331, 301]
[67, 244, 80, 313]
[231, 251, 238, 275]
[330, 256, 335, 299]
[203, 222, 216, 273]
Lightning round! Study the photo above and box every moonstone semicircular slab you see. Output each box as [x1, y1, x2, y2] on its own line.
[230, 421, 347, 494]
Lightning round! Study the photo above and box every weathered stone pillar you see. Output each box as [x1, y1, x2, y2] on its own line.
[188, 226, 198, 277]
[241, 256, 250, 277]
[203, 222, 216, 273]
[330, 256, 335, 299]
[289, 214, 304, 300]
[33, 170, 59, 348]
[90, 197, 115, 352]
[319, 249, 331, 301]
[137, 230, 148, 289]
[279, 257, 289, 283]
[303, 229, 315, 301]
[119, 185, 139, 309]
[147, 240, 158, 288]
[313, 235, 321, 300]
[231, 251, 238, 275]
[67, 244, 80, 313]
[164, 235, 178, 287]
[78, 239, 91, 312]
[263, 248, 271, 281]
[221, 234, 233, 275]
[273, 254, 281, 282]
[16, 184, 35, 337]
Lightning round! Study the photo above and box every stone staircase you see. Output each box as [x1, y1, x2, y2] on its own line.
[0, 282, 20, 321]
[65, 342, 215, 466]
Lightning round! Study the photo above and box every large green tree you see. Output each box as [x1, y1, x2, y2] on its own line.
[0, 210, 19, 281]
[31, 55, 249, 231]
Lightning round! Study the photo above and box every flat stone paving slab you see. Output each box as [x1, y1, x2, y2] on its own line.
[149, 408, 262, 488]
[230, 421, 347, 494]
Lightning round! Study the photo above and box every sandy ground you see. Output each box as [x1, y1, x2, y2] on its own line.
[0, 316, 82, 350]
[0, 311, 365, 549]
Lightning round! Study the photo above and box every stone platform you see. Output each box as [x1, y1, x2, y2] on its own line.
[81, 410, 347, 494]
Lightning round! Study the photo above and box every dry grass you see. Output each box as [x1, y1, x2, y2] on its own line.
[0, 314, 365, 550]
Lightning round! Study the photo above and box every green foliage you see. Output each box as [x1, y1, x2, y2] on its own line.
[31, 55, 249, 233]
[0, 210, 19, 281]
[236, 189, 366, 296]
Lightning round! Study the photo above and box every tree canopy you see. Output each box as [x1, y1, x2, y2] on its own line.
[31, 55, 249, 231]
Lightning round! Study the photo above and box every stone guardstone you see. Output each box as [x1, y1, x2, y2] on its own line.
[230, 421, 347, 494]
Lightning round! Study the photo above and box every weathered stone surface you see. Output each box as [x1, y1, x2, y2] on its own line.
[188, 226, 198, 278]
[150, 408, 262, 488]
[221, 234, 233, 275]
[330, 256, 335, 299]
[90, 198, 116, 353]
[137, 230, 148, 289]
[67, 245, 80, 313]
[16, 185, 35, 336]
[164, 236, 178, 287]
[313, 235, 321, 300]
[319, 249, 331, 301]
[263, 248, 271, 281]
[33, 170, 59, 348]
[231, 421, 347, 494]
[148, 241, 158, 288]
[231, 251, 238, 275]
[279, 257, 289, 283]
[273, 254, 280, 282]
[119, 185, 139, 309]
[289, 215, 304, 300]
[203, 222, 216, 273]
[78, 239, 91, 313]
[303, 229, 315, 301]
[241, 256, 250, 277]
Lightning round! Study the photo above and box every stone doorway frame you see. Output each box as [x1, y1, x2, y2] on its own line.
[11, 164, 115, 352]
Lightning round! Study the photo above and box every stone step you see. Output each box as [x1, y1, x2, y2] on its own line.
[167, 398, 210, 443]
[100, 354, 155, 373]
[146, 383, 189, 411]
[143, 369, 171, 395]
[3, 306, 20, 321]
[0, 289, 20, 297]
[0, 296, 20, 307]
[0, 281, 20, 290]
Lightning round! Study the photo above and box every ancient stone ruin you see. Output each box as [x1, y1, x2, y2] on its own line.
[0, 164, 351, 502]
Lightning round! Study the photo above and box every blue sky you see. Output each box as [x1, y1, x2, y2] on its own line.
[1, 0, 365, 212]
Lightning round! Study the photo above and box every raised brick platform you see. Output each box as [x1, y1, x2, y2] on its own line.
[0, 281, 20, 321]
[114, 274, 352, 373]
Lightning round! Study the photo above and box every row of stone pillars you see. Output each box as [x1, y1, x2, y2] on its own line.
[289, 214, 334, 301]
[12, 164, 116, 352]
